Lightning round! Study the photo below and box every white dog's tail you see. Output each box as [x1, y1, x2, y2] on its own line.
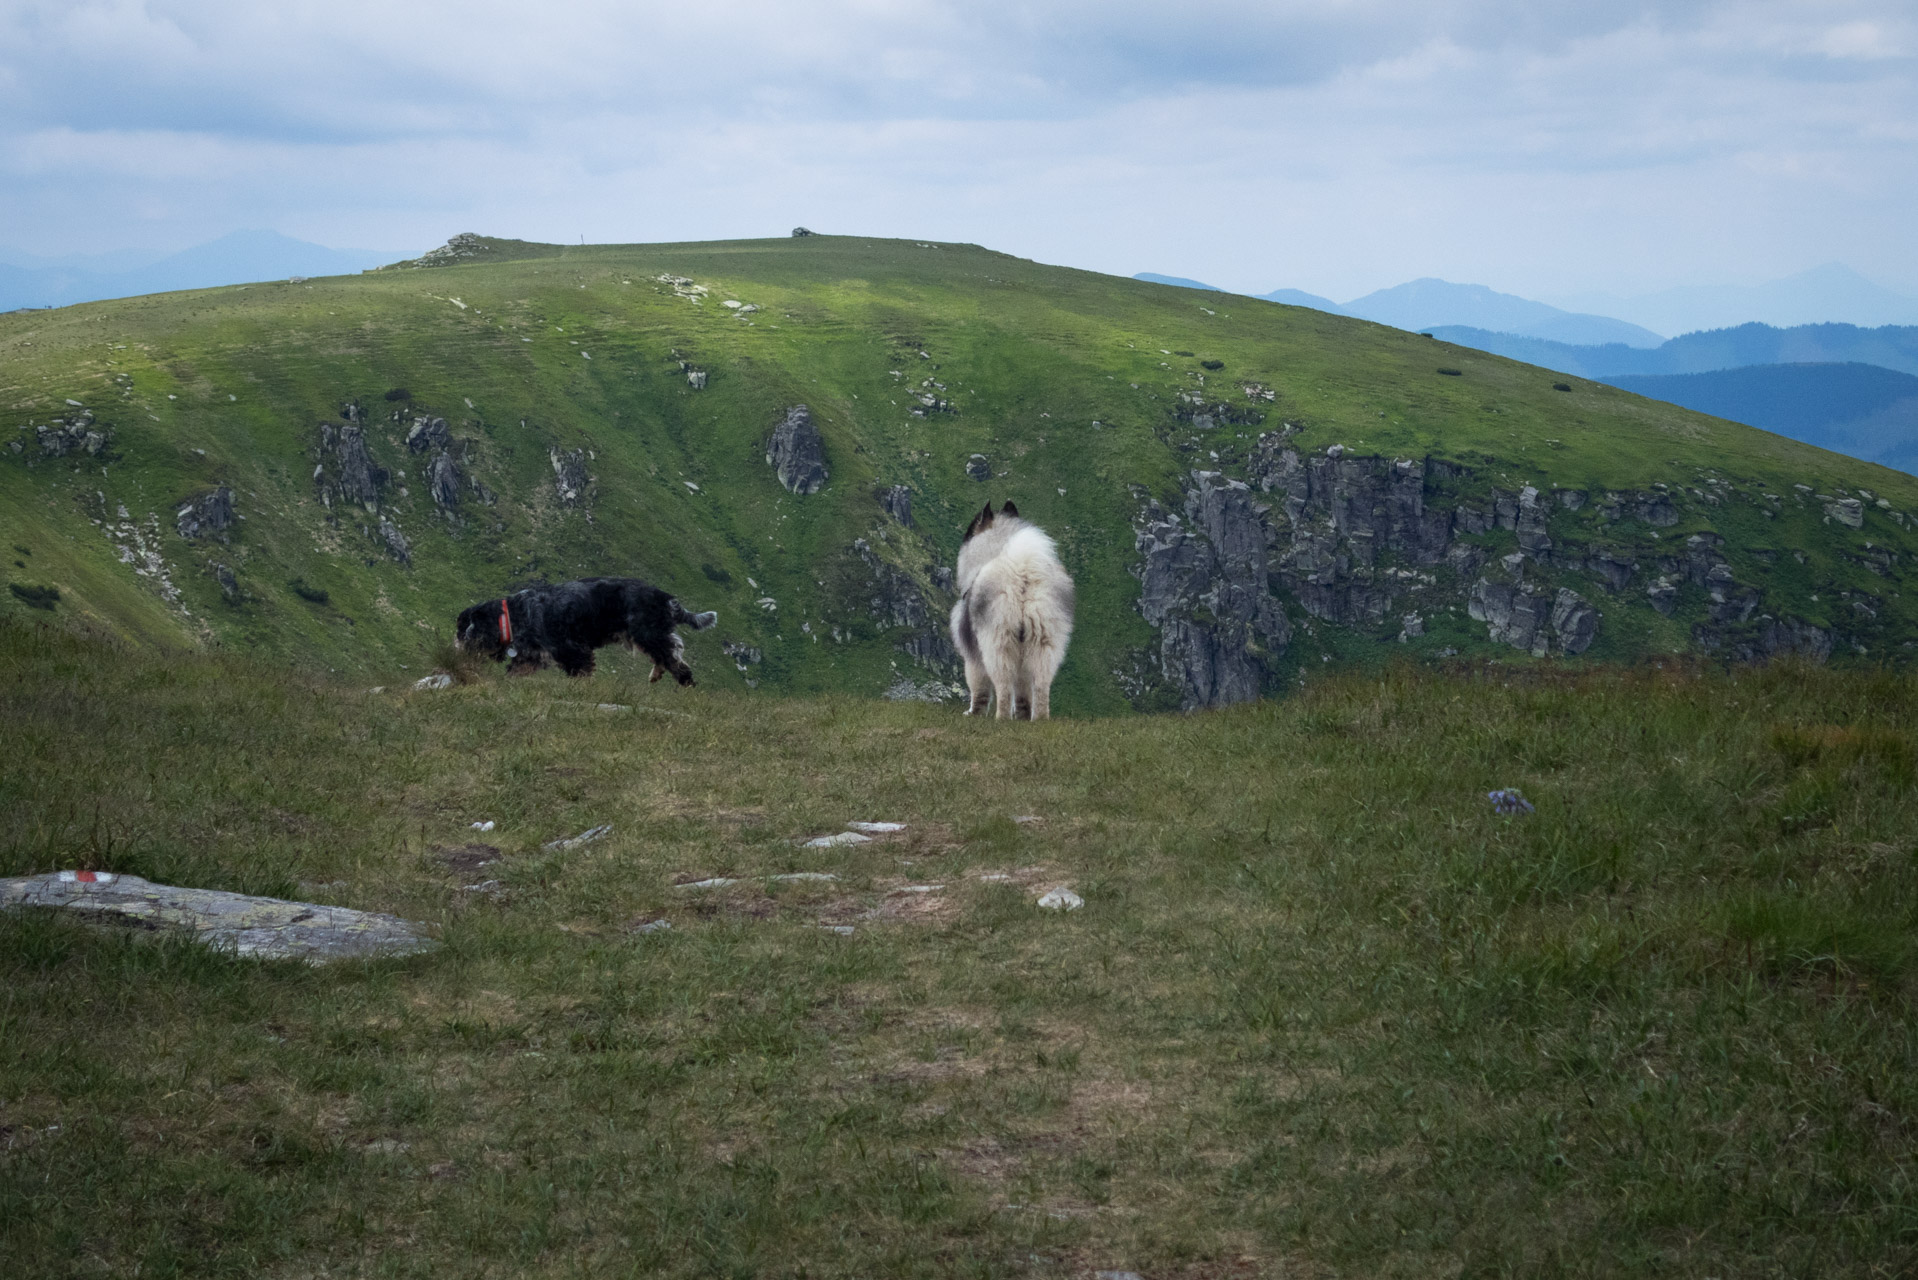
[982, 527, 1075, 694]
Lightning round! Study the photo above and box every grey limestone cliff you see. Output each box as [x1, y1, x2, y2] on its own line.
[1131, 435, 1837, 708]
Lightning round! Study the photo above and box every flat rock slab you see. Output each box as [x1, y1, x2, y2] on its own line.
[0, 871, 438, 964]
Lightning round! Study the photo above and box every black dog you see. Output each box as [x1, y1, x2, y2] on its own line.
[456, 577, 717, 683]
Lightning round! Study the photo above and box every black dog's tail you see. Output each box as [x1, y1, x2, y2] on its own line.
[673, 601, 718, 630]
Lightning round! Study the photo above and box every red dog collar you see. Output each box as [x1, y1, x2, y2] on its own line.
[498, 598, 512, 645]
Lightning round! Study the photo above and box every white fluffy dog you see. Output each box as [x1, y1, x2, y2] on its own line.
[950, 501, 1075, 719]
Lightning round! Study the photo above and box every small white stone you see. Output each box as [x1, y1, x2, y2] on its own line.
[544, 824, 612, 851]
[846, 821, 905, 833]
[630, 919, 672, 934]
[1036, 887, 1083, 911]
[677, 877, 739, 890]
[412, 673, 453, 691]
[802, 831, 871, 848]
[818, 925, 856, 935]
[470, 820, 495, 832]
[895, 884, 944, 894]
[771, 872, 838, 882]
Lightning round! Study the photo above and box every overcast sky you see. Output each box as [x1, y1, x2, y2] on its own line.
[1, 0, 1914, 300]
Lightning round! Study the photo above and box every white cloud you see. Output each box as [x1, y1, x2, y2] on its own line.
[0, 0, 1912, 297]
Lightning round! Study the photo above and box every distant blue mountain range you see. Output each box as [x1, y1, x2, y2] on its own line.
[1425, 322, 1918, 379]
[1132, 273, 1666, 347]
[0, 230, 411, 312]
[1600, 363, 1918, 476]
[1132, 269, 1918, 475]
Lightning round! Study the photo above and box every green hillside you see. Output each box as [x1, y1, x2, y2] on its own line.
[5, 234, 1915, 711]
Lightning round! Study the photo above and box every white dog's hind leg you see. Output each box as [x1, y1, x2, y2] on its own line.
[993, 674, 1018, 719]
[963, 654, 991, 715]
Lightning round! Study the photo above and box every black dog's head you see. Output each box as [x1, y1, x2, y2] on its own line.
[456, 597, 511, 661]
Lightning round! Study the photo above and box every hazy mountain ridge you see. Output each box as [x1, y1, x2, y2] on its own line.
[1555, 264, 1918, 336]
[1429, 322, 1918, 380]
[0, 230, 410, 313]
[1135, 273, 1664, 346]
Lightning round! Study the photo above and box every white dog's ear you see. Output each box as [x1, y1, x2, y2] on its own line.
[965, 503, 995, 539]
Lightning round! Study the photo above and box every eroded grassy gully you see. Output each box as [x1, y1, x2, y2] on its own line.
[3, 617, 1916, 1278]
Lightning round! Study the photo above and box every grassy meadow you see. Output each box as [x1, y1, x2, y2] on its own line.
[4, 615, 1917, 1277]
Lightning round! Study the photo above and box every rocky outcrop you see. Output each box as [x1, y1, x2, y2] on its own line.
[29, 409, 111, 460]
[175, 486, 235, 541]
[377, 517, 410, 565]
[1825, 497, 1865, 528]
[315, 421, 386, 510]
[1594, 490, 1679, 527]
[401, 233, 486, 269]
[1468, 578, 1597, 656]
[849, 539, 956, 672]
[1250, 443, 1453, 627]
[1134, 472, 1292, 710]
[426, 452, 462, 509]
[404, 416, 451, 453]
[766, 406, 827, 495]
[550, 448, 591, 506]
[1172, 392, 1265, 431]
[1133, 442, 1689, 705]
[1696, 616, 1833, 663]
[878, 484, 913, 527]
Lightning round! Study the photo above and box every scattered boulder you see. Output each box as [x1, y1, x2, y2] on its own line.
[550, 448, 592, 506]
[404, 416, 451, 452]
[766, 405, 827, 495]
[966, 454, 990, 481]
[791, 227, 815, 237]
[1036, 886, 1084, 911]
[315, 421, 386, 509]
[377, 517, 411, 564]
[175, 485, 235, 541]
[426, 452, 462, 509]
[1825, 497, 1865, 528]
[32, 409, 111, 459]
[878, 484, 914, 526]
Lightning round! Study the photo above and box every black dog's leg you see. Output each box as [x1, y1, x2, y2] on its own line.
[641, 641, 695, 687]
[555, 645, 596, 677]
